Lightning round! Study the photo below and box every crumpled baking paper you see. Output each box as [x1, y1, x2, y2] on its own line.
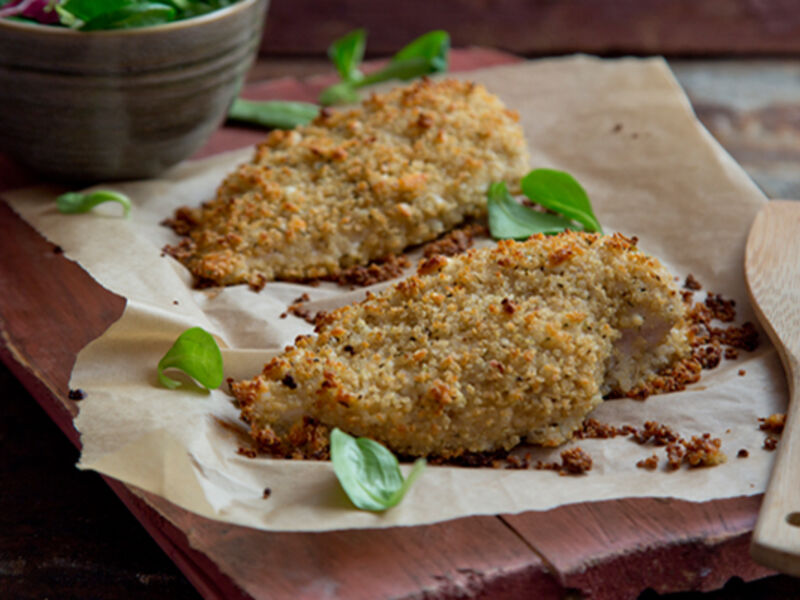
[3, 56, 785, 532]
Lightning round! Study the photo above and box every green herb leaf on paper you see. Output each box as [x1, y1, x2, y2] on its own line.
[327, 28, 366, 83]
[330, 427, 426, 512]
[520, 169, 603, 234]
[488, 181, 575, 240]
[56, 189, 132, 217]
[228, 98, 320, 130]
[157, 326, 224, 390]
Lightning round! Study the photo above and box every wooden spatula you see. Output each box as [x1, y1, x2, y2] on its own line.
[745, 200, 800, 574]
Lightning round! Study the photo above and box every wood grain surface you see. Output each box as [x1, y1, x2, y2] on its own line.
[746, 201, 800, 575]
[260, 0, 800, 57]
[2, 48, 800, 599]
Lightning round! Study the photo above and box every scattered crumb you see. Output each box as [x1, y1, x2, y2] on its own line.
[737, 449, 749, 458]
[715, 322, 759, 352]
[53, 245, 64, 255]
[665, 442, 685, 470]
[67, 388, 86, 401]
[420, 224, 487, 259]
[738, 369, 746, 376]
[725, 348, 739, 360]
[575, 418, 635, 439]
[694, 343, 722, 369]
[759, 413, 786, 434]
[286, 294, 327, 326]
[172, 300, 179, 305]
[531, 447, 594, 475]
[763, 437, 779, 451]
[262, 487, 272, 499]
[705, 293, 736, 322]
[612, 123, 623, 133]
[324, 255, 410, 287]
[632, 421, 680, 446]
[249, 274, 267, 292]
[684, 434, 726, 467]
[237, 447, 257, 458]
[759, 414, 785, 452]
[559, 447, 593, 475]
[684, 274, 702, 290]
[636, 454, 659, 470]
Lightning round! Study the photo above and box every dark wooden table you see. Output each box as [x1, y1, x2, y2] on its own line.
[2, 51, 800, 599]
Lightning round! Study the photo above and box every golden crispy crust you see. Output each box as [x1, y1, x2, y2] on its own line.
[232, 232, 691, 459]
[165, 79, 531, 287]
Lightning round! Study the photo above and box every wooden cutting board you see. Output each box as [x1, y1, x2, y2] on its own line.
[0, 48, 777, 599]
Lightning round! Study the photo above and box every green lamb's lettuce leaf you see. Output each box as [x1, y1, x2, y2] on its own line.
[80, 2, 176, 30]
[58, 0, 132, 24]
[157, 327, 224, 391]
[330, 428, 426, 512]
[54, 0, 236, 29]
[56, 189, 131, 217]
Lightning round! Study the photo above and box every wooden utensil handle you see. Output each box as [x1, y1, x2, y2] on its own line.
[751, 358, 800, 574]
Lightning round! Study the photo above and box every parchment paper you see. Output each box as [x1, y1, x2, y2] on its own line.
[4, 56, 786, 532]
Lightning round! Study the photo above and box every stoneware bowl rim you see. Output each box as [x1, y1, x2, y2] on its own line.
[0, 0, 259, 37]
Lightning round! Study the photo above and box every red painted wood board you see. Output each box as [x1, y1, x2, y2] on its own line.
[0, 48, 780, 599]
[260, 0, 800, 57]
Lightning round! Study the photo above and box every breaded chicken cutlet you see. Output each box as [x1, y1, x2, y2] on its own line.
[165, 79, 530, 287]
[232, 232, 691, 459]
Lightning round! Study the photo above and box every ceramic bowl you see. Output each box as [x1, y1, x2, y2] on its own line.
[0, 0, 268, 182]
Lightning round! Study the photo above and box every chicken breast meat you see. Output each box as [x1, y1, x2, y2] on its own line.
[232, 232, 691, 459]
[165, 78, 531, 287]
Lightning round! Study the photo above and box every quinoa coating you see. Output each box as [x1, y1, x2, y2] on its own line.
[165, 79, 531, 287]
[232, 232, 691, 459]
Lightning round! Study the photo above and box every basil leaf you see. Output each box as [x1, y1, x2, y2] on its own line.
[56, 190, 131, 217]
[391, 30, 450, 74]
[520, 169, 603, 234]
[488, 181, 575, 240]
[358, 57, 439, 86]
[328, 28, 366, 83]
[357, 30, 450, 88]
[319, 30, 450, 106]
[80, 2, 176, 30]
[330, 427, 425, 511]
[228, 98, 320, 130]
[157, 326, 223, 390]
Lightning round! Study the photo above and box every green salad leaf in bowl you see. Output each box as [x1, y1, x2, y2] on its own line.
[0, 0, 240, 30]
